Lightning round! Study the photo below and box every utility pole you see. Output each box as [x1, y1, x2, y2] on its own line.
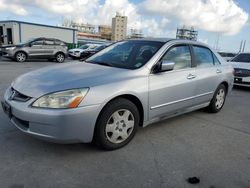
[239, 40, 243, 52]
[242, 40, 246, 52]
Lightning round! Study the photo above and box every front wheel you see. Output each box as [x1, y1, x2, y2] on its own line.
[207, 84, 227, 113]
[55, 53, 65, 63]
[94, 98, 140, 150]
[15, 52, 27, 62]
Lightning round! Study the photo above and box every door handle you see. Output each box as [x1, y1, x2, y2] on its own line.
[216, 69, 222, 74]
[187, 74, 196, 80]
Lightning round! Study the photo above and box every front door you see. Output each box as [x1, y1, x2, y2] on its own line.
[149, 45, 196, 119]
[28, 39, 45, 58]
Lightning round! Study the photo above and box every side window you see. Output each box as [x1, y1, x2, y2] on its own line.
[213, 54, 221, 65]
[55, 40, 64, 45]
[162, 45, 191, 70]
[44, 40, 55, 45]
[32, 40, 44, 46]
[193, 46, 214, 67]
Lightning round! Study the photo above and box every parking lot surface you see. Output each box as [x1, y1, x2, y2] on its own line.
[0, 58, 250, 188]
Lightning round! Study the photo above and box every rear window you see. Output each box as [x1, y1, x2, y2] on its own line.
[231, 54, 250, 63]
[193, 46, 214, 67]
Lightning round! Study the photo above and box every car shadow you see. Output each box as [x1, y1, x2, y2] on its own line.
[233, 85, 250, 91]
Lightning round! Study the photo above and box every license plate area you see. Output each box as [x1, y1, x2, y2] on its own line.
[1, 101, 12, 118]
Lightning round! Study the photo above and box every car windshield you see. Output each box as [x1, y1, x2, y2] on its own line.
[85, 40, 164, 69]
[95, 45, 106, 51]
[231, 53, 250, 63]
[79, 45, 90, 49]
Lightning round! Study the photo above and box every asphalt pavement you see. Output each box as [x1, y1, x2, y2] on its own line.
[0, 57, 249, 188]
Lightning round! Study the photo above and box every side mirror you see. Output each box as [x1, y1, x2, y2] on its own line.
[161, 60, 175, 72]
[29, 43, 32, 47]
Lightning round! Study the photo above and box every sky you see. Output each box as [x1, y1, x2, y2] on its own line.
[0, 0, 249, 52]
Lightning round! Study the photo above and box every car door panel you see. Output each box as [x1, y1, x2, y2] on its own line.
[191, 46, 221, 106]
[148, 44, 196, 120]
[149, 68, 196, 119]
[28, 40, 44, 57]
[43, 40, 56, 57]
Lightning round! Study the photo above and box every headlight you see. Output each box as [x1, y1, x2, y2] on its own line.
[5, 47, 16, 51]
[32, 88, 89, 109]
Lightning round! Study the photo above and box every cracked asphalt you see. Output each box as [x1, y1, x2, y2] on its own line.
[0, 58, 250, 188]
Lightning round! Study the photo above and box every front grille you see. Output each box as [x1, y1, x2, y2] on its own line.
[9, 88, 31, 102]
[234, 68, 250, 77]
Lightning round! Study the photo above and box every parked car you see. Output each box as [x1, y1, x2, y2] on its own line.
[68, 43, 101, 59]
[1, 38, 234, 150]
[80, 44, 108, 60]
[230, 52, 250, 87]
[218, 52, 237, 62]
[1, 37, 68, 63]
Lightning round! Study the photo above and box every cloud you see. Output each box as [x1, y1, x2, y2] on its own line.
[0, 0, 248, 36]
[0, 0, 28, 16]
[140, 0, 249, 35]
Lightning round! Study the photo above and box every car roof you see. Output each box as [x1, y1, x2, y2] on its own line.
[128, 38, 173, 43]
[33, 37, 63, 41]
[127, 38, 207, 46]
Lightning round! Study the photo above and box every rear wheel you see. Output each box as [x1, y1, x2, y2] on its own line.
[55, 53, 65, 63]
[207, 84, 227, 113]
[15, 52, 27, 62]
[94, 98, 139, 150]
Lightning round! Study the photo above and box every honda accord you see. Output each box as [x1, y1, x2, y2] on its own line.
[1, 38, 234, 150]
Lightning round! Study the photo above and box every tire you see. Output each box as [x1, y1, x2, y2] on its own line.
[207, 84, 227, 113]
[94, 98, 140, 150]
[15, 52, 27, 62]
[55, 53, 65, 63]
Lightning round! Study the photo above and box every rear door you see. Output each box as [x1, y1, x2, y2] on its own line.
[191, 45, 222, 106]
[43, 39, 56, 57]
[149, 44, 196, 119]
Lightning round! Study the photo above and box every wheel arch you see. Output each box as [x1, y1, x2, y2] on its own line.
[220, 81, 229, 94]
[55, 51, 65, 57]
[96, 94, 145, 129]
[15, 50, 28, 58]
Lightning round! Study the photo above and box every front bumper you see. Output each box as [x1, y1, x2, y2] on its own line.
[234, 76, 250, 87]
[68, 51, 81, 58]
[2, 87, 101, 143]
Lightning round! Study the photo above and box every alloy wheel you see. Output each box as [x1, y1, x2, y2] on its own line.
[16, 52, 26, 62]
[56, 54, 64, 62]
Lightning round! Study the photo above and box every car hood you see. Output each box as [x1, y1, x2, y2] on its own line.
[12, 62, 133, 98]
[1, 44, 23, 49]
[230, 62, 250, 69]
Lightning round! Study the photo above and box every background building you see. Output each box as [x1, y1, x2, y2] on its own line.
[0, 20, 77, 45]
[111, 13, 127, 42]
[176, 26, 198, 41]
[98, 25, 112, 40]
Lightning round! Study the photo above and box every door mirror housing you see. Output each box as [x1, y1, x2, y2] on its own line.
[161, 60, 175, 72]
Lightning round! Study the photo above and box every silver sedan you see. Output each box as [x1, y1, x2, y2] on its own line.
[1, 38, 234, 150]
